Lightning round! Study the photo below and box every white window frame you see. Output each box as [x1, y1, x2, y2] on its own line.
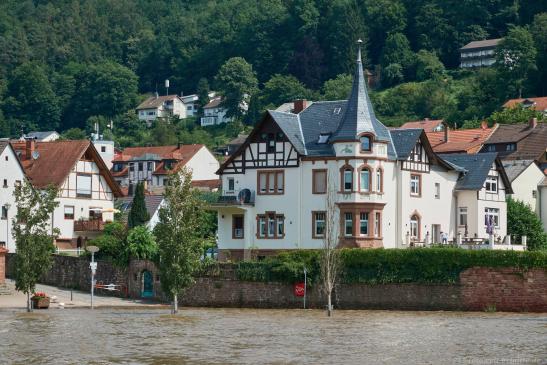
[314, 212, 325, 238]
[359, 212, 369, 236]
[484, 208, 500, 228]
[485, 176, 498, 193]
[410, 175, 420, 196]
[459, 207, 468, 226]
[360, 169, 370, 192]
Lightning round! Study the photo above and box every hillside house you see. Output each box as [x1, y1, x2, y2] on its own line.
[460, 38, 501, 68]
[136, 94, 187, 124]
[503, 97, 547, 116]
[424, 122, 498, 154]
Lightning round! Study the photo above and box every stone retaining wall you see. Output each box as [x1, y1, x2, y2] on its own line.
[5, 254, 547, 311]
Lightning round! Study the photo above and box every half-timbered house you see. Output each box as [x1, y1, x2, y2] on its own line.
[213, 46, 513, 261]
[12, 140, 122, 248]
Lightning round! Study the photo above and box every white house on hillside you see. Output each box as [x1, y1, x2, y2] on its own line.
[213, 46, 514, 261]
[0, 140, 26, 252]
[136, 94, 187, 124]
[12, 140, 122, 249]
[201, 97, 231, 127]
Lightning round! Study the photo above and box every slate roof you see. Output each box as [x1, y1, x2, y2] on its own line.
[460, 38, 502, 50]
[331, 47, 380, 142]
[389, 129, 422, 160]
[25, 131, 59, 140]
[136, 95, 182, 110]
[118, 194, 164, 221]
[503, 97, 547, 111]
[502, 160, 536, 182]
[438, 153, 512, 193]
[269, 110, 307, 155]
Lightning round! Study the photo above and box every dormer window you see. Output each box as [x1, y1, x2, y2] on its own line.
[360, 136, 372, 152]
[318, 133, 330, 144]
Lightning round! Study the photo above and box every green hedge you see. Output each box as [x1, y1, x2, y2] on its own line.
[234, 248, 547, 285]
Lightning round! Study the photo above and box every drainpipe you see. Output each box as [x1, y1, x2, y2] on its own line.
[298, 161, 303, 249]
[396, 162, 402, 248]
[453, 192, 458, 242]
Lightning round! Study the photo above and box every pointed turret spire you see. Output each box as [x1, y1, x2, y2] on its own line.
[331, 39, 377, 142]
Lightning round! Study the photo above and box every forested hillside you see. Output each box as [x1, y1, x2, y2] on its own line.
[0, 0, 545, 148]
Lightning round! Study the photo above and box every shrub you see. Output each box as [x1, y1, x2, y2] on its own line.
[234, 248, 547, 285]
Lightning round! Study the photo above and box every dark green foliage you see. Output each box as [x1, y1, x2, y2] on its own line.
[260, 74, 313, 108]
[128, 182, 150, 228]
[233, 249, 547, 285]
[215, 57, 258, 119]
[507, 198, 547, 251]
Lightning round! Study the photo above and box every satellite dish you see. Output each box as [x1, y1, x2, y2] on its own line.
[32, 151, 40, 160]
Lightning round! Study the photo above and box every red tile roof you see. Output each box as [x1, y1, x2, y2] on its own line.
[11, 140, 122, 196]
[400, 119, 444, 132]
[426, 126, 497, 154]
[503, 97, 547, 111]
[112, 144, 204, 175]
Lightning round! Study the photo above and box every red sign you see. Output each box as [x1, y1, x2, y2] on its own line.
[294, 282, 305, 297]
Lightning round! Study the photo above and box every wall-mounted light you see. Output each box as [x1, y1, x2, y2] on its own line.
[221, 215, 225, 219]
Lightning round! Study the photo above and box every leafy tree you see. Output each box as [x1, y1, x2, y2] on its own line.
[126, 226, 158, 261]
[244, 93, 263, 125]
[154, 167, 206, 314]
[92, 222, 128, 267]
[62, 128, 87, 140]
[128, 182, 150, 228]
[322, 74, 352, 101]
[413, 50, 445, 81]
[530, 13, 547, 96]
[215, 57, 258, 119]
[507, 198, 547, 251]
[495, 26, 537, 98]
[382, 63, 405, 87]
[380, 32, 414, 79]
[196, 77, 210, 116]
[488, 104, 544, 125]
[261, 74, 312, 108]
[12, 181, 59, 312]
[147, 119, 179, 146]
[3, 63, 61, 132]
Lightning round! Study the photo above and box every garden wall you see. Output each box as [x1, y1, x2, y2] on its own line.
[5, 253, 547, 312]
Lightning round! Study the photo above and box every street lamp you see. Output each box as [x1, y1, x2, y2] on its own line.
[87, 245, 100, 309]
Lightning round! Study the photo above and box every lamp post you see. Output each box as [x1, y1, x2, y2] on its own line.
[87, 245, 100, 309]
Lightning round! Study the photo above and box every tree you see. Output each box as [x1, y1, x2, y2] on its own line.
[92, 222, 128, 267]
[215, 57, 258, 119]
[380, 32, 413, 79]
[261, 74, 312, 108]
[488, 104, 544, 125]
[320, 172, 340, 317]
[382, 63, 405, 87]
[244, 94, 263, 125]
[12, 181, 59, 312]
[495, 26, 537, 98]
[154, 167, 207, 314]
[530, 13, 547, 96]
[3, 62, 61, 132]
[196, 77, 210, 116]
[61, 128, 87, 140]
[507, 198, 547, 251]
[414, 50, 445, 81]
[322, 74, 352, 101]
[126, 226, 158, 261]
[128, 182, 150, 228]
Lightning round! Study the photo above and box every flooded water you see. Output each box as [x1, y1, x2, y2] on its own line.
[0, 308, 545, 364]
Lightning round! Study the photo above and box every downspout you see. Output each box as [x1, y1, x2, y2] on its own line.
[396, 161, 402, 248]
[298, 158, 303, 249]
[453, 192, 458, 241]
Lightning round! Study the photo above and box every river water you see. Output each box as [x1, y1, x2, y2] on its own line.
[0, 308, 545, 364]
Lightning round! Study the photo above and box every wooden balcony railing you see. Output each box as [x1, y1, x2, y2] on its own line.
[74, 219, 105, 232]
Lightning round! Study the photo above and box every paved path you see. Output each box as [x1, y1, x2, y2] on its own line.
[0, 279, 167, 309]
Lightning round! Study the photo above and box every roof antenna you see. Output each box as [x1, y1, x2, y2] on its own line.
[165, 79, 170, 96]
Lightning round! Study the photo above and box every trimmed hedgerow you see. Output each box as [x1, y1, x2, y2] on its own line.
[233, 248, 547, 285]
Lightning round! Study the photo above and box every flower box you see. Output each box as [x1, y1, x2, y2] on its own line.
[31, 292, 50, 309]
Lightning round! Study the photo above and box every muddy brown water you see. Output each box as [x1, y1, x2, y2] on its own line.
[0, 308, 545, 364]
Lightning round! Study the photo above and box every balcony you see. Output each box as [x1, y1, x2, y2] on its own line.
[74, 219, 106, 232]
[214, 189, 255, 206]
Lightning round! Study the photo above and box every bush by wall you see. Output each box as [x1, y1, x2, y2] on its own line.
[233, 249, 547, 285]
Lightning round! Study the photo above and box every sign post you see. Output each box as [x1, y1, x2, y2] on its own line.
[303, 267, 307, 309]
[87, 246, 100, 310]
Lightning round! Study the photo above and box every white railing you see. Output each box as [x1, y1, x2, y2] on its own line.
[55, 247, 85, 256]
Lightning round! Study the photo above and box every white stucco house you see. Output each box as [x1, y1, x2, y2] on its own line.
[0, 140, 26, 252]
[212, 47, 514, 261]
[200, 97, 231, 127]
[11, 140, 122, 248]
[136, 94, 187, 125]
[111, 144, 219, 194]
[23, 131, 60, 142]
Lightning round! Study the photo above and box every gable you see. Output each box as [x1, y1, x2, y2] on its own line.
[217, 113, 300, 174]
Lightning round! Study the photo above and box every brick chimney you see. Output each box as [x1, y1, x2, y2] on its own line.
[444, 127, 449, 143]
[25, 139, 35, 159]
[293, 99, 307, 114]
[529, 117, 538, 129]
[481, 120, 488, 130]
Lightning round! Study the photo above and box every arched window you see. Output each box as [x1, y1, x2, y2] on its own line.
[343, 168, 353, 191]
[359, 168, 370, 192]
[360, 136, 372, 151]
[410, 215, 420, 240]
